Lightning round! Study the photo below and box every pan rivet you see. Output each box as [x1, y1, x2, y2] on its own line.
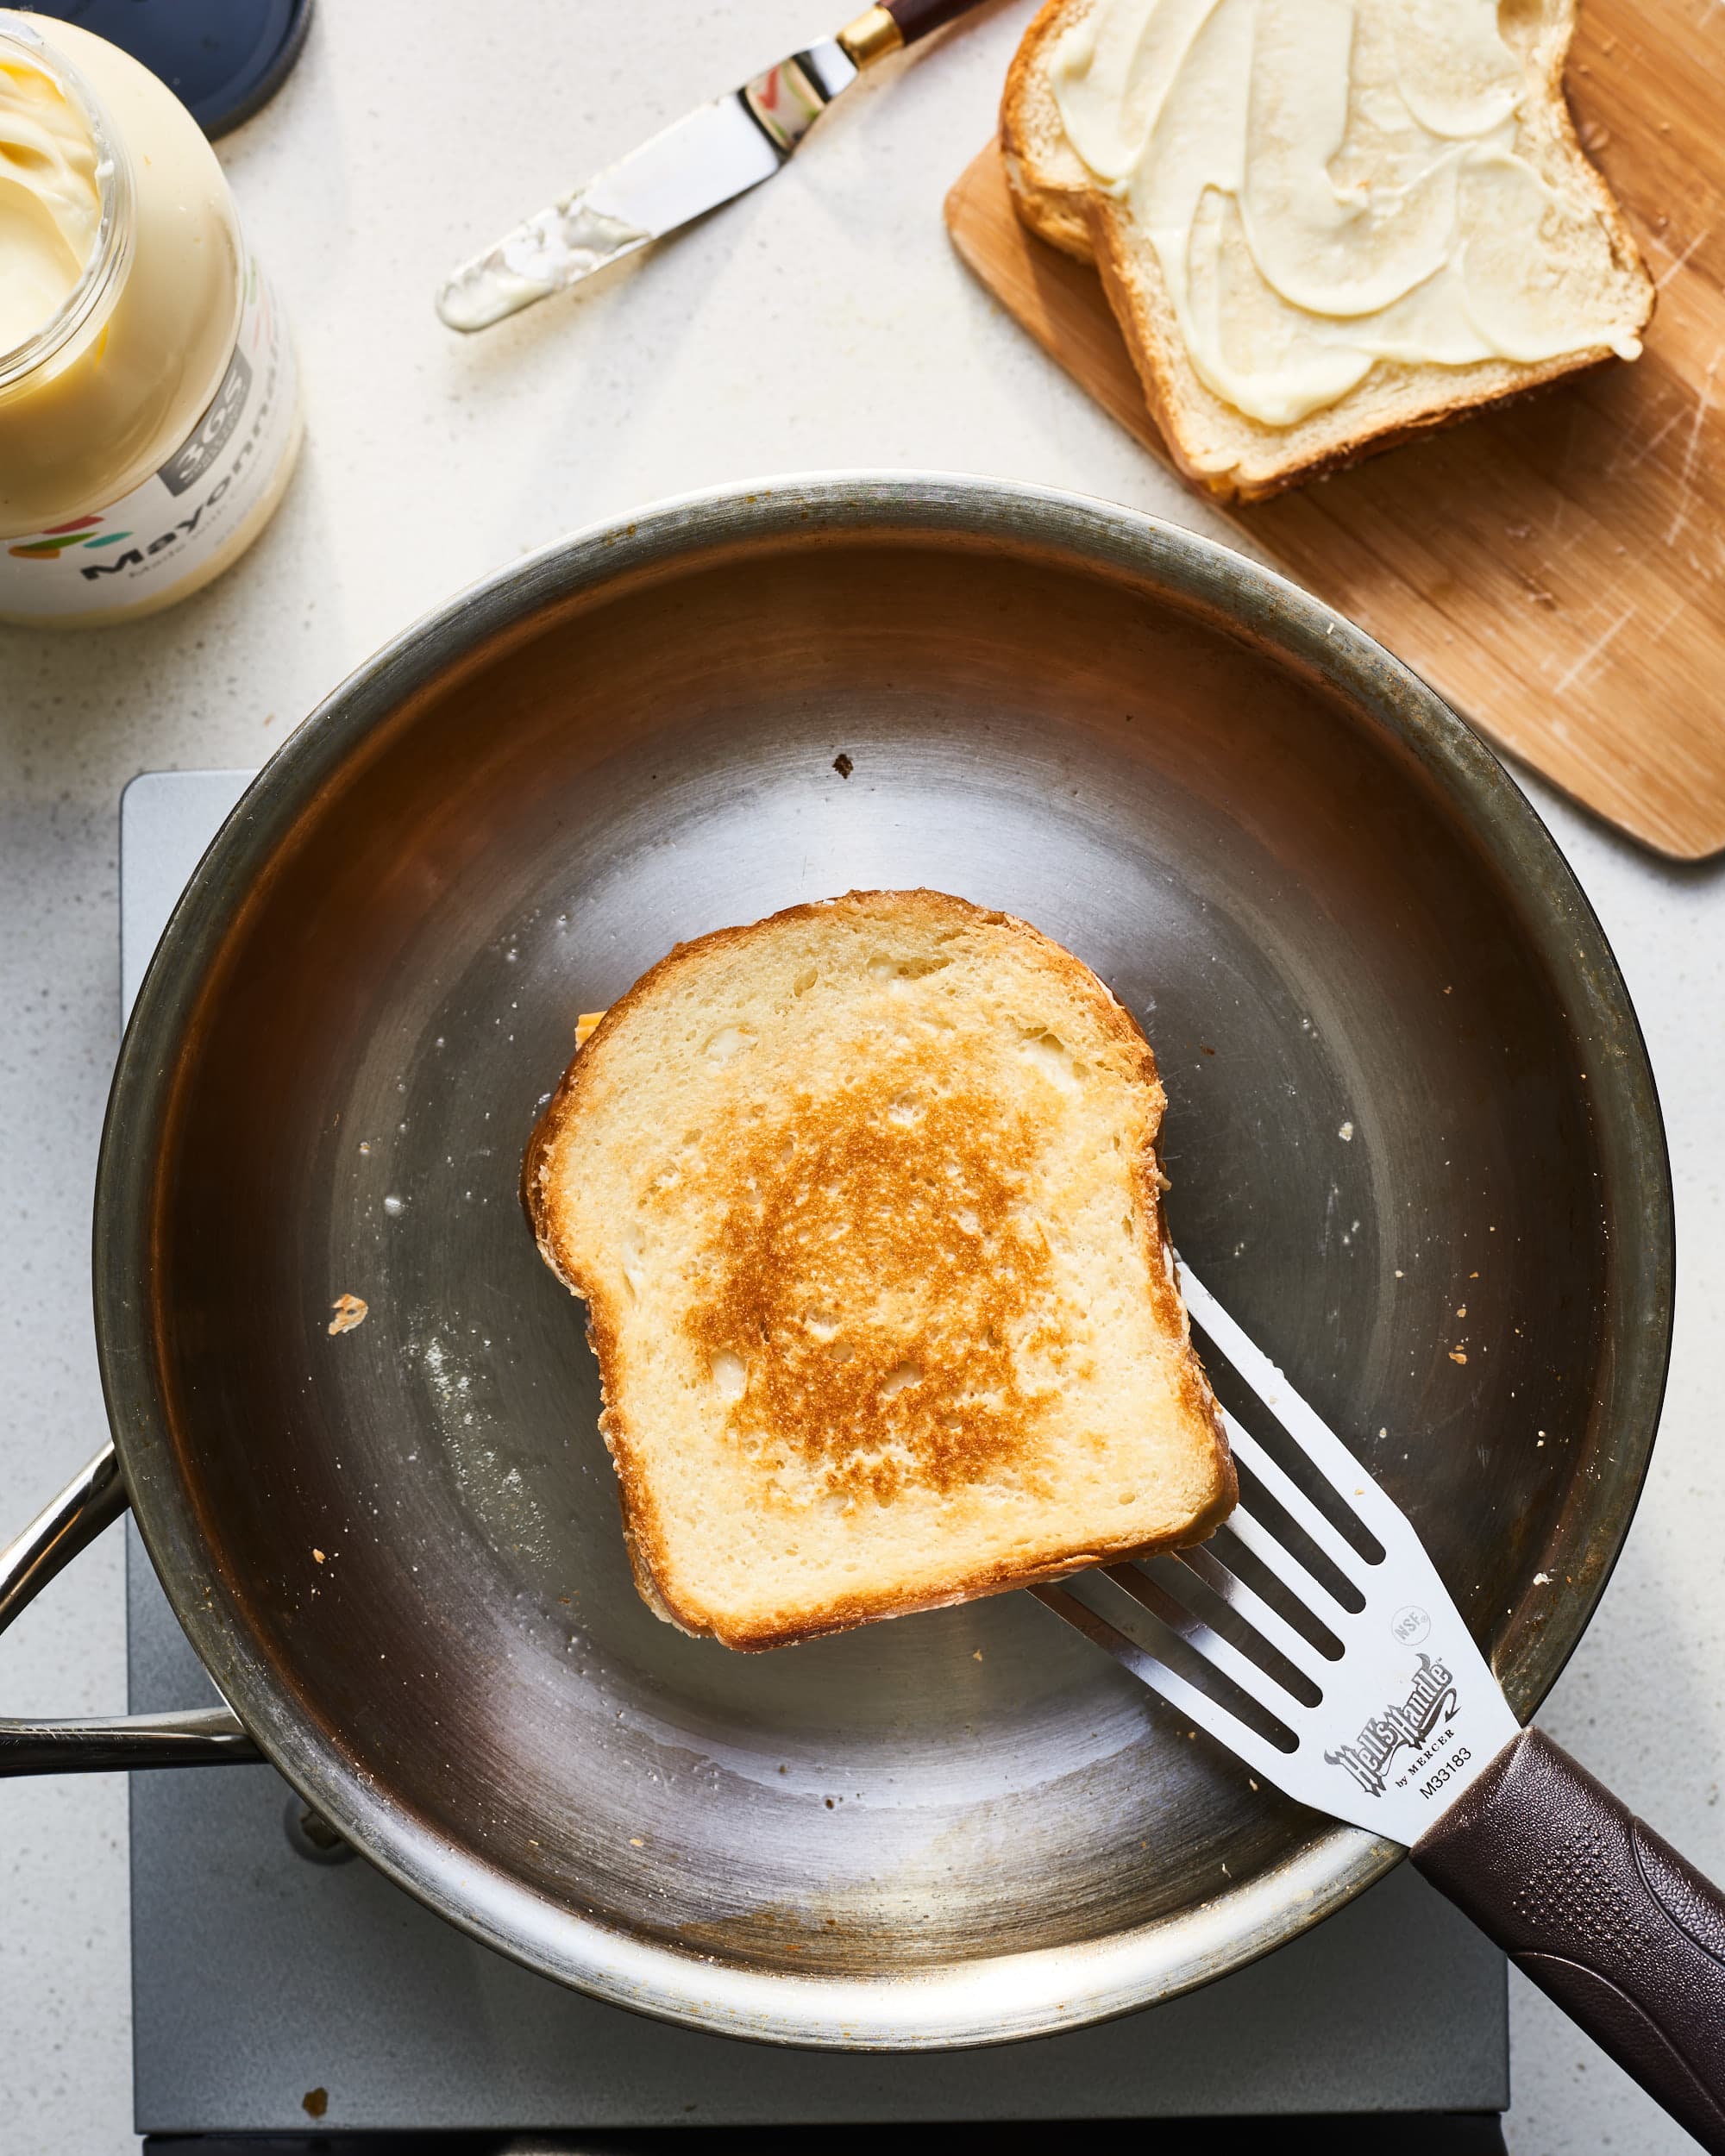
[284, 1798, 355, 1865]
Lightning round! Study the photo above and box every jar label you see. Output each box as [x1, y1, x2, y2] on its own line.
[0, 256, 299, 620]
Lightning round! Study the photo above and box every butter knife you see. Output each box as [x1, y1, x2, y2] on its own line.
[437, 1, 984, 332]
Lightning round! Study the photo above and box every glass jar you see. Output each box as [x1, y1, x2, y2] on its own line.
[0, 12, 302, 625]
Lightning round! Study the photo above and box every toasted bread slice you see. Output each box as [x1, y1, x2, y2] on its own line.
[524, 889, 1234, 1651]
[1000, 0, 1654, 501]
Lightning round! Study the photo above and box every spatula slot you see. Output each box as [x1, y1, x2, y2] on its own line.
[1197, 1342, 1389, 1570]
[1196, 1526, 1346, 1663]
[1070, 1569, 1301, 1755]
[1129, 1552, 1324, 1709]
[1232, 1460, 1367, 1615]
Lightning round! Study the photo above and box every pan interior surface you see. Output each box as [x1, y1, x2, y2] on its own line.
[112, 486, 1665, 2046]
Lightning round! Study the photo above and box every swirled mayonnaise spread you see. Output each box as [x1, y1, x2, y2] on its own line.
[0, 39, 100, 353]
[1050, 0, 1644, 428]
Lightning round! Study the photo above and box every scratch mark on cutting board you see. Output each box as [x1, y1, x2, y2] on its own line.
[1536, 560, 1638, 675]
[1558, 396, 1588, 482]
[1665, 355, 1719, 545]
[1610, 404, 1684, 476]
[1555, 605, 1637, 693]
[1653, 227, 1710, 289]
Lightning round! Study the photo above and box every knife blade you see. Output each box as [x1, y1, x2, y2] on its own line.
[436, 2, 983, 331]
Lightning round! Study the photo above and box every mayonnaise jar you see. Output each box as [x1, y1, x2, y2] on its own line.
[0, 13, 301, 625]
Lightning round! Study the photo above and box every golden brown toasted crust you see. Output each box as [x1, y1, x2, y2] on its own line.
[687, 1078, 1058, 1507]
[999, 0, 1656, 502]
[524, 890, 1236, 1650]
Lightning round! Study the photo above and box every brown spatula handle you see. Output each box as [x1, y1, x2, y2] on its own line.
[881, 0, 988, 44]
[1414, 1728, 1725, 2151]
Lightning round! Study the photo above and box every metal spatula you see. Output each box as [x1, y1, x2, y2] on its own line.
[1036, 1266, 1725, 2152]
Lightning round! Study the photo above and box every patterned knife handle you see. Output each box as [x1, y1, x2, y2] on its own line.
[1414, 1728, 1725, 2153]
[840, 0, 987, 65]
[881, 0, 988, 38]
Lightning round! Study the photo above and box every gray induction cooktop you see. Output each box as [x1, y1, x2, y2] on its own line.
[122, 770, 1508, 2141]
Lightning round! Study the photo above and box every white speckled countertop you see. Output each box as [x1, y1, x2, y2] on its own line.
[1, 4, 1720, 2147]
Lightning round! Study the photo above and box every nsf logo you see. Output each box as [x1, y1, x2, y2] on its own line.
[1391, 1605, 1431, 1646]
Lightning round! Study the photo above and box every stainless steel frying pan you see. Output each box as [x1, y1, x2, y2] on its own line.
[0, 475, 1672, 2049]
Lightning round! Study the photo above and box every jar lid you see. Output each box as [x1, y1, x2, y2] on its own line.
[27, 0, 313, 138]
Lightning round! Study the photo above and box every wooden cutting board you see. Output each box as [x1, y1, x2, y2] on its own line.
[945, 15, 1725, 861]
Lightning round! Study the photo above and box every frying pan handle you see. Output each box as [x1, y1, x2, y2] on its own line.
[1414, 1727, 1725, 2152]
[0, 1441, 260, 1775]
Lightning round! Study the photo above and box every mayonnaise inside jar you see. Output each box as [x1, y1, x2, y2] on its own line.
[0, 12, 302, 626]
[0, 37, 101, 350]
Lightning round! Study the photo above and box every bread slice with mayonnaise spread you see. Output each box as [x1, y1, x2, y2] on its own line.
[524, 889, 1235, 1650]
[1001, 0, 1654, 500]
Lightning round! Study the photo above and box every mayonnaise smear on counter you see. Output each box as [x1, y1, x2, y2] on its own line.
[1050, 0, 1644, 428]
[0, 41, 102, 353]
